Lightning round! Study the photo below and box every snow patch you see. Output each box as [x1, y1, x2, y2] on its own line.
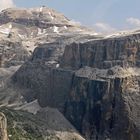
[64, 26, 68, 30]
[53, 26, 59, 34]
[38, 28, 42, 34]
[105, 30, 136, 38]
[39, 6, 43, 12]
[91, 32, 99, 35]
[9, 24, 12, 29]
[56, 64, 60, 68]
[49, 12, 54, 20]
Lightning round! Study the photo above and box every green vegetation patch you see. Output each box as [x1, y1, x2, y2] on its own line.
[1, 107, 44, 140]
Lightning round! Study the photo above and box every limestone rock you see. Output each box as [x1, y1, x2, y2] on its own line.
[12, 30, 140, 140]
[1, 6, 140, 140]
[61, 33, 140, 69]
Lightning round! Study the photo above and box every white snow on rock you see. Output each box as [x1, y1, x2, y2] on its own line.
[91, 32, 99, 35]
[38, 28, 42, 35]
[56, 64, 60, 68]
[39, 6, 43, 12]
[53, 26, 59, 34]
[105, 29, 140, 39]
[49, 12, 54, 20]
[9, 24, 12, 29]
[64, 26, 67, 29]
[105, 32, 126, 38]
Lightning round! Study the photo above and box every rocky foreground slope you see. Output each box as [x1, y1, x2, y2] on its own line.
[0, 6, 140, 140]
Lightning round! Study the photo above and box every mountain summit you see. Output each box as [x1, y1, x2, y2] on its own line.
[0, 6, 98, 67]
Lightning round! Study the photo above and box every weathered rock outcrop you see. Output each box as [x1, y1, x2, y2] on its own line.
[12, 35, 98, 109]
[13, 64, 74, 109]
[0, 38, 29, 67]
[64, 73, 140, 140]
[61, 33, 140, 69]
[12, 31, 140, 140]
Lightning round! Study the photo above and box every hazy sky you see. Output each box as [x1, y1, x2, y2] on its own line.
[1, 0, 140, 32]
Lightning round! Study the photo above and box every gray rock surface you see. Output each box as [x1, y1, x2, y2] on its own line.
[0, 6, 99, 68]
[0, 6, 140, 140]
[61, 33, 140, 69]
[13, 30, 140, 140]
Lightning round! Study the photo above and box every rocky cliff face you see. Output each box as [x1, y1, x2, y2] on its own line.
[64, 70, 140, 140]
[0, 6, 140, 140]
[0, 6, 99, 140]
[13, 30, 140, 140]
[61, 33, 140, 69]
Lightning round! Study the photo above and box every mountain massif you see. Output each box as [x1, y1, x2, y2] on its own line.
[0, 6, 140, 140]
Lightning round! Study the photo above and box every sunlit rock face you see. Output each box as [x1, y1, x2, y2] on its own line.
[61, 33, 140, 69]
[0, 7, 70, 27]
[0, 7, 97, 68]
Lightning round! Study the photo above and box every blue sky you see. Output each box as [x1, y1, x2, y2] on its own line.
[1, 0, 140, 32]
